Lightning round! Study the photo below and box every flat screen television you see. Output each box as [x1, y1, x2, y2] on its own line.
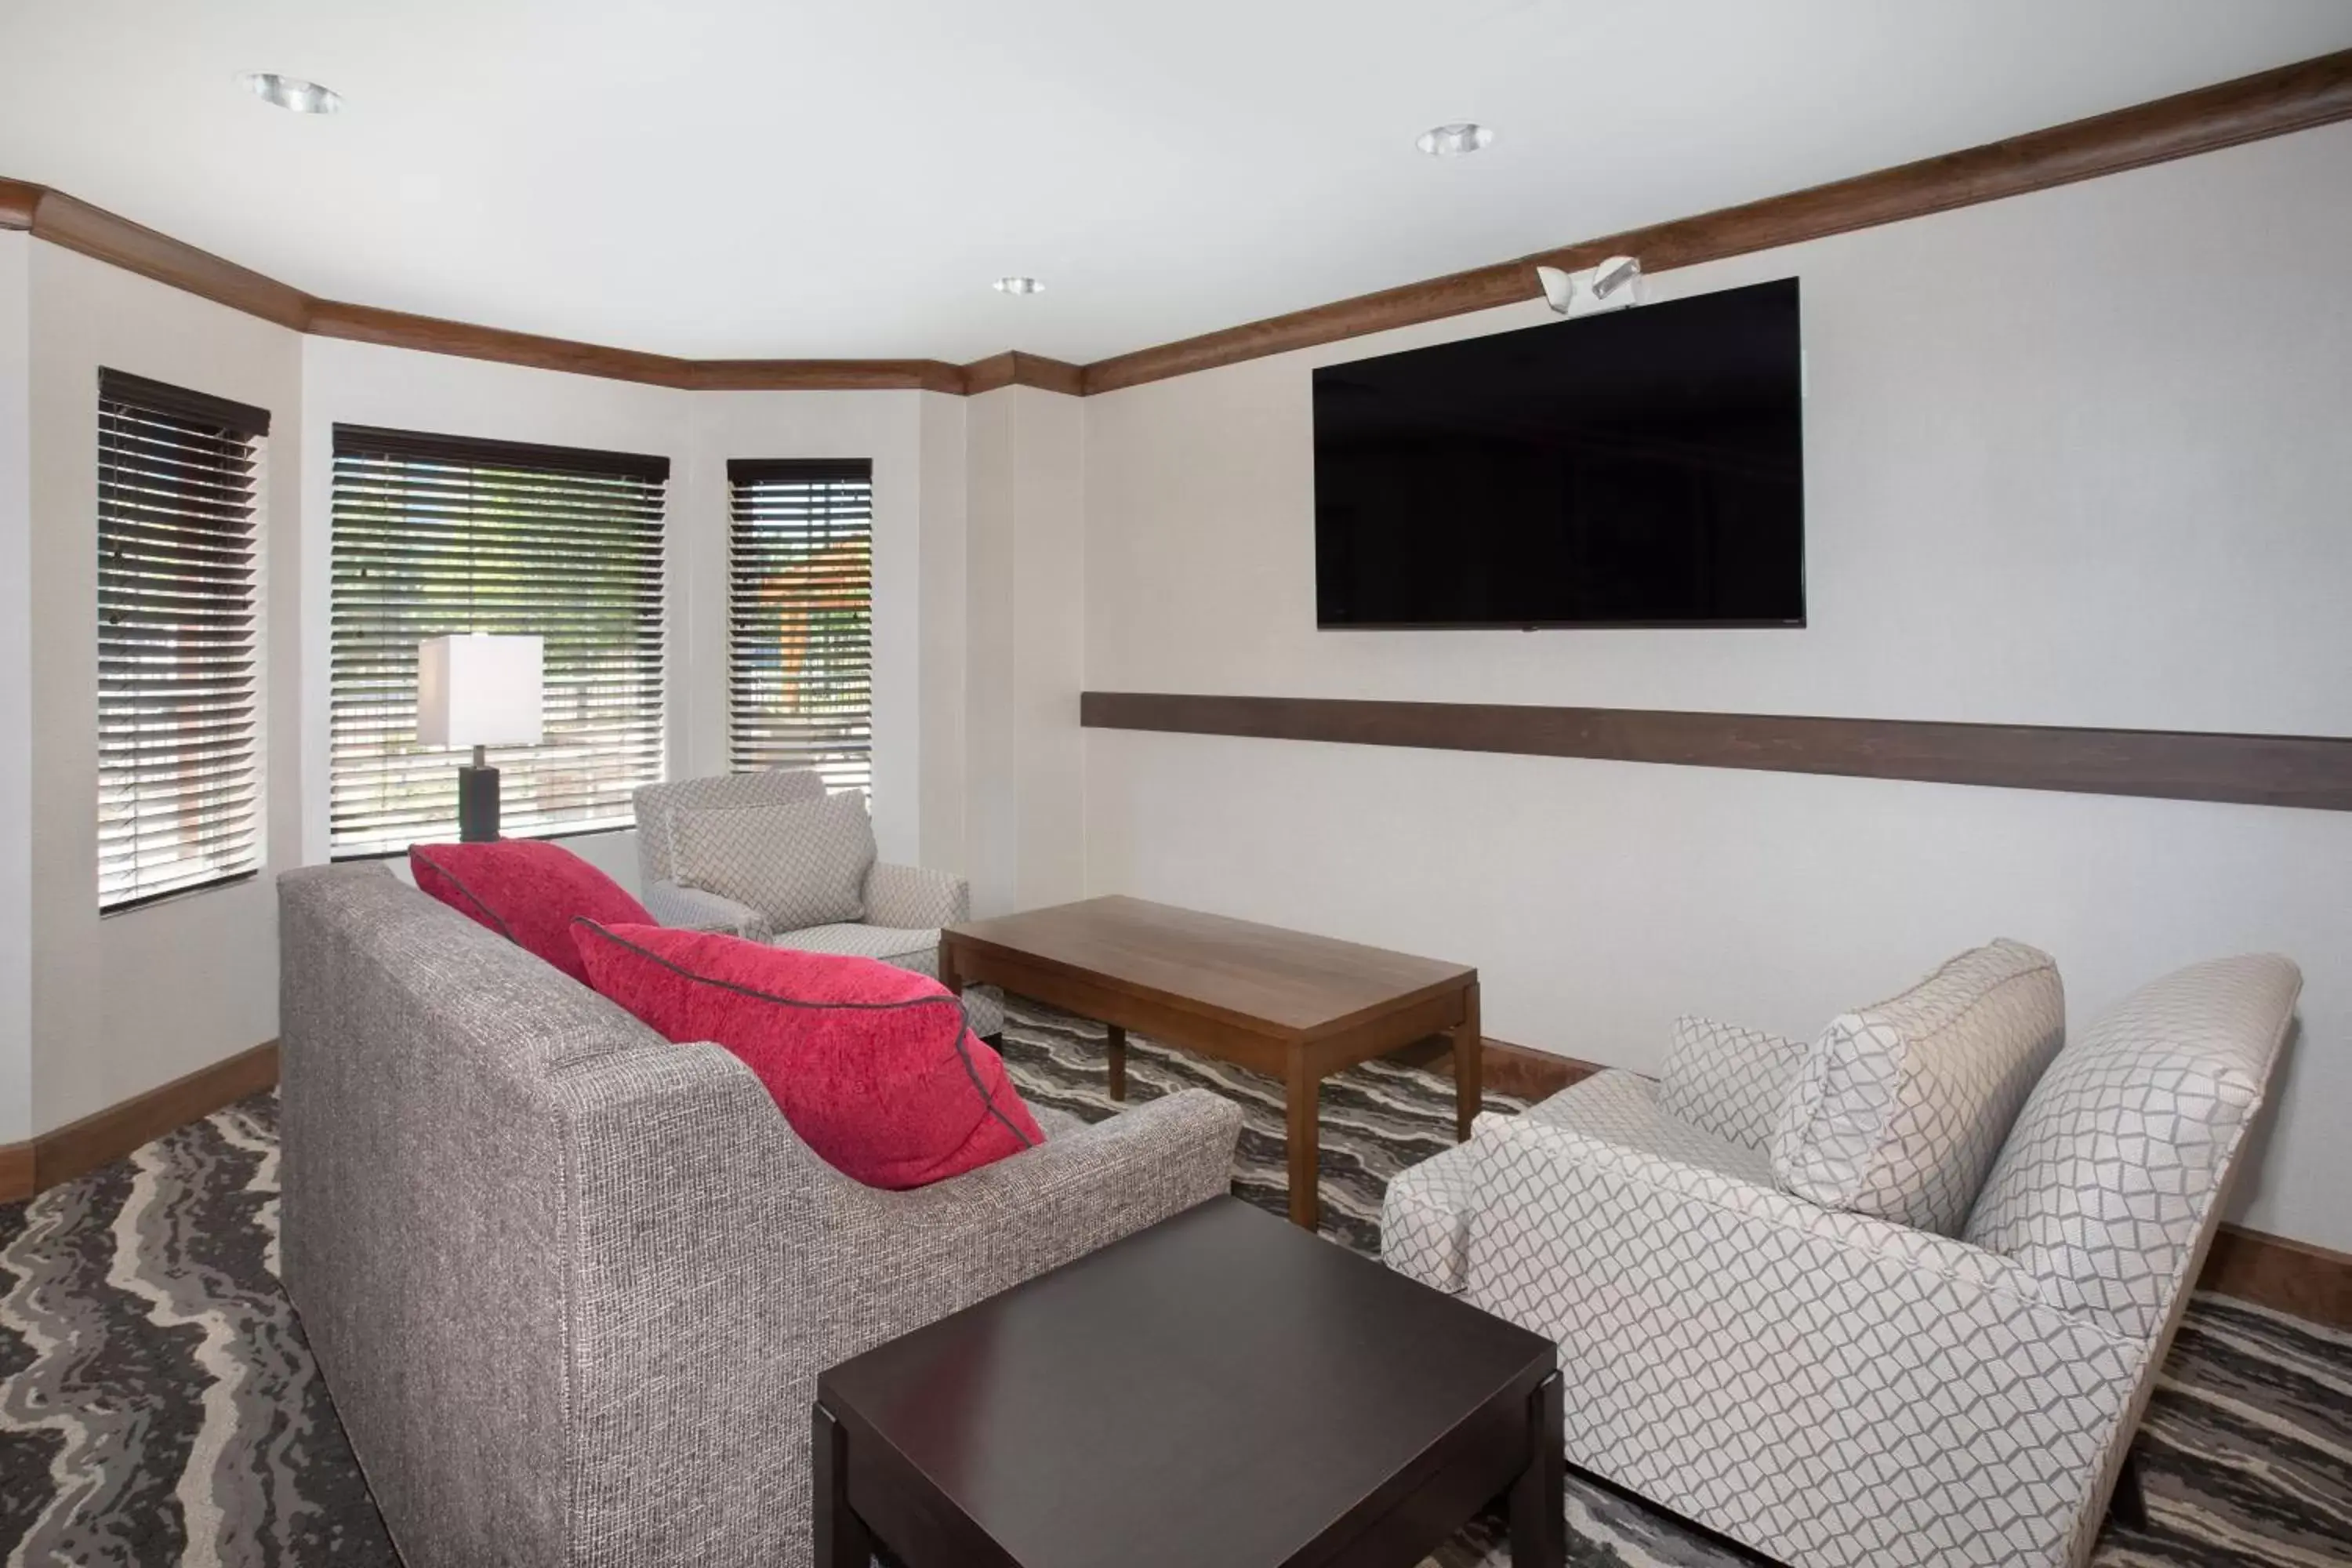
[1312, 277, 1804, 628]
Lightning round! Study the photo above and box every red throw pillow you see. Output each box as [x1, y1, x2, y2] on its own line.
[410, 840, 655, 986]
[572, 921, 1043, 1189]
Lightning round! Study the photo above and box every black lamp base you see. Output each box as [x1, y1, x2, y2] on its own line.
[457, 762, 502, 842]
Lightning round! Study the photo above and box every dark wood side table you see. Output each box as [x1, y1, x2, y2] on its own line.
[939, 896, 1481, 1230]
[815, 1196, 1563, 1568]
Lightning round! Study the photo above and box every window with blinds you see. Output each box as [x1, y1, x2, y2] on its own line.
[97, 369, 270, 913]
[728, 459, 874, 792]
[329, 426, 668, 856]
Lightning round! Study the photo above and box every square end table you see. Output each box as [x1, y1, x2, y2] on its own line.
[815, 1196, 1563, 1568]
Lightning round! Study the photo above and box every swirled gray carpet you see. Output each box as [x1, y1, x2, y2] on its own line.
[2, 999, 2347, 1566]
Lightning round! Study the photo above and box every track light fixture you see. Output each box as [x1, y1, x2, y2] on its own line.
[1537, 256, 1643, 318]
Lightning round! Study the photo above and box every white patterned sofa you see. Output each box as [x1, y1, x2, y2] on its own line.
[1381, 950, 2300, 1568]
[633, 769, 1004, 1037]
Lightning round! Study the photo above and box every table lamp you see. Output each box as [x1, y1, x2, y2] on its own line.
[417, 633, 544, 842]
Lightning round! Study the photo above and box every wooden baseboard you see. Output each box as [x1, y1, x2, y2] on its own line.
[0, 1041, 279, 1203]
[2201, 1224, 2352, 1330]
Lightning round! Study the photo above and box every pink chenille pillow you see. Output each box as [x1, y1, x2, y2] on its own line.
[572, 921, 1044, 1189]
[409, 840, 654, 985]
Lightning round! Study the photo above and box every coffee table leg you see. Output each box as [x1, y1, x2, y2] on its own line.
[1452, 981, 1483, 1142]
[813, 1402, 875, 1568]
[1106, 1023, 1127, 1102]
[1508, 1370, 1564, 1567]
[1286, 1058, 1320, 1231]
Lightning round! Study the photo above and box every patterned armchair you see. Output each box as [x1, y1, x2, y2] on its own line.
[1382, 953, 2300, 1568]
[633, 770, 1004, 1037]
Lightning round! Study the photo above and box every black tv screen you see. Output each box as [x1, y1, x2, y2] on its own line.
[1313, 278, 1804, 628]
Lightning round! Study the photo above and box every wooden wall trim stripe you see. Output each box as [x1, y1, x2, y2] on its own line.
[0, 1040, 279, 1202]
[5, 49, 2349, 396]
[1081, 48, 2352, 394]
[1081, 692, 2352, 813]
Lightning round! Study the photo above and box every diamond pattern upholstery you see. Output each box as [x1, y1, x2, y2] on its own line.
[1381, 953, 2299, 1568]
[1963, 954, 2298, 1345]
[1773, 939, 2063, 1236]
[634, 769, 826, 887]
[1657, 1015, 1809, 1152]
[633, 771, 1006, 1036]
[671, 793, 876, 932]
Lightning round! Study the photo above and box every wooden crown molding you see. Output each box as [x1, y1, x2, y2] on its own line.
[5, 49, 2350, 394]
[1081, 47, 2352, 393]
[1081, 692, 2352, 814]
[963, 350, 1088, 397]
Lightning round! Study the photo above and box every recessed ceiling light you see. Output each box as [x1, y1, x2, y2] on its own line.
[993, 276, 1044, 296]
[1417, 122, 1494, 158]
[238, 72, 343, 114]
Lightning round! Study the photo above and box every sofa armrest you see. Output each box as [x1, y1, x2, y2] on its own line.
[641, 878, 771, 940]
[546, 1045, 1240, 1563]
[1465, 1116, 2143, 1568]
[862, 861, 969, 930]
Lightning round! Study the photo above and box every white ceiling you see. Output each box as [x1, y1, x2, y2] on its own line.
[4, 1, 2349, 365]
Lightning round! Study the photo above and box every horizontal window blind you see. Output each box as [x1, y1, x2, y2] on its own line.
[728, 459, 873, 792]
[97, 369, 270, 913]
[330, 426, 668, 856]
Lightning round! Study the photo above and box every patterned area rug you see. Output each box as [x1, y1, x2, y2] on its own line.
[1, 999, 2346, 1566]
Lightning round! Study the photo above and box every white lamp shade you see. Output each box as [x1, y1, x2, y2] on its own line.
[417, 634, 544, 750]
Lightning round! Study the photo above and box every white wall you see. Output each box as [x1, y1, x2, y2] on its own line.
[1080, 122, 2352, 1250]
[7, 281, 975, 1139]
[964, 386, 1087, 916]
[0, 231, 32, 1142]
[27, 242, 305, 1132]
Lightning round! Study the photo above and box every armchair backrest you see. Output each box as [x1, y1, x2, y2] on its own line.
[633, 768, 827, 885]
[1961, 954, 2299, 1344]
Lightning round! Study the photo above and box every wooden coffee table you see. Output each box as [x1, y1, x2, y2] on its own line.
[815, 1196, 1564, 1568]
[939, 896, 1480, 1230]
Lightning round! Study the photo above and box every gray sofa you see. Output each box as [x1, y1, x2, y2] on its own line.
[278, 862, 1242, 1568]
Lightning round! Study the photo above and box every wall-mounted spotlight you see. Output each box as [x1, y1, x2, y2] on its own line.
[1537, 255, 1642, 318]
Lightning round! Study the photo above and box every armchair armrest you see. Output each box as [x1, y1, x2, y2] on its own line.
[862, 861, 970, 930]
[641, 879, 771, 941]
[1465, 1116, 2143, 1568]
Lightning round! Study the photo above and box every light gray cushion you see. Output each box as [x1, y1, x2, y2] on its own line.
[1657, 1015, 1809, 1152]
[670, 792, 874, 932]
[1771, 938, 2063, 1236]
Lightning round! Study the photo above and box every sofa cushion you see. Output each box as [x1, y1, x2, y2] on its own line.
[773, 921, 938, 974]
[1770, 939, 2063, 1235]
[1962, 953, 2298, 1341]
[1657, 1015, 1809, 1152]
[409, 839, 653, 986]
[670, 791, 873, 931]
[572, 921, 1044, 1190]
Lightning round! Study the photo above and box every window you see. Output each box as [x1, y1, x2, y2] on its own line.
[727, 459, 873, 792]
[329, 426, 667, 856]
[96, 369, 270, 913]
